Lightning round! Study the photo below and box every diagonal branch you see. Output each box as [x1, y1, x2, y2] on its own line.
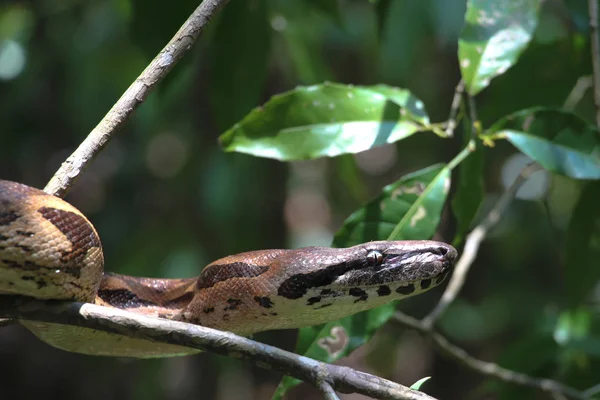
[422, 162, 543, 328]
[44, 0, 231, 198]
[0, 296, 435, 400]
[394, 313, 586, 400]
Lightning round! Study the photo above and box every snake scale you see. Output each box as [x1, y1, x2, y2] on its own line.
[0, 180, 457, 357]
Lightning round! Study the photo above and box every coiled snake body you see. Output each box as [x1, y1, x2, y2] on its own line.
[0, 180, 457, 357]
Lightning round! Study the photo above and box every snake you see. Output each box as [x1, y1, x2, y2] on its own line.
[0, 180, 457, 358]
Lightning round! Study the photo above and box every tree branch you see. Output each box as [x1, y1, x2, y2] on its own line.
[43, 0, 231, 198]
[0, 296, 434, 400]
[444, 80, 465, 137]
[394, 313, 586, 400]
[563, 76, 593, 111]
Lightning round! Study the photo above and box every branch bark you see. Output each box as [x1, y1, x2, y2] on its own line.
[44, 0, 231, 198]
[0, 296, 434, 400]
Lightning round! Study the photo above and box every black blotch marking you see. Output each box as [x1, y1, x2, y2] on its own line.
[98, 289, 156, 309]
[307, 296, 321, 305]
[15, 230, 34, 237]
[0, 233, 9, 241]
[278, 259, 368, 299]
[320, 289, 332, 295]
[254, 296, 274, 308]
[349, 287, 368, 302]
[161, 292, 194, 308]
[396, 284, 415, 295]
[270, 312, 278, 316]
[203, 307, 215, 314]
[15, 244, 32, 252]
[38, 207, 101, 265]
[421, 278, 431, 289]
[0, 211, 19, 226]
[316, 303, 333, 309]
[1, 258, 81, 278]
[20, 275, 47, 289]
[197, 262, 269, 289]
[224, 298, 243, 311]
[377, 285, 391, 296]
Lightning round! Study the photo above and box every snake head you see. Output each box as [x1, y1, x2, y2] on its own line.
[276, 240, 457, 301]
[334, 240, 457, 289]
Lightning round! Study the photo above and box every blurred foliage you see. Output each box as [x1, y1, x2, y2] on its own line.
[1, 0, 600, 400]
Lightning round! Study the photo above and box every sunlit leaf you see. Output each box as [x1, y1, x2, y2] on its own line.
[334, 164, 450, 245]
[273, 164, 451, 399]
[220, 82, 430, 161]
[484, 108, 600, 179]
[459, 0, 540, 95]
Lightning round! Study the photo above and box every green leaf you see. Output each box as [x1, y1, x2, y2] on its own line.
[459, 0, 540, 95]
[272, 305, 396, 400]
[484, 108, 600, 179]
[220, 82, 430, 161]
[410, 376, 431, 390]
[209, 0, 271, 130]
[273, 164, 451, 399]
[334, 164, 451, 246]
[452, 138, 484, 245]
[564, 182, 600, 304]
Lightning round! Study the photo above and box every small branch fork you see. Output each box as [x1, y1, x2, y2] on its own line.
[44, 0, 232, 198]
[0, 298, 433, 400]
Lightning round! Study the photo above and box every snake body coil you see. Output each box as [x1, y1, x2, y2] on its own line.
[0, 180, 457, 357]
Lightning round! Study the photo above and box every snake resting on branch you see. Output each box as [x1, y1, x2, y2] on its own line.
[0, 180, 457, 357]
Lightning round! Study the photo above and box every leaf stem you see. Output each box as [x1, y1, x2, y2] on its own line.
[447, 141, 475, 171]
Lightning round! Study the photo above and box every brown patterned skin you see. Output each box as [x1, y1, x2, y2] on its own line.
[0, 180, 457, 357]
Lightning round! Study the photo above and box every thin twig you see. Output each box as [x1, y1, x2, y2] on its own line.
[588, 0, 600, 126]
[422, 162, 543, 328]
[394, 313, 586, 400]
[467, 92, 479, 139]
[444, 80, 465, 137]
[318, 380, 341, 400]
[583, 383, 600, 398]
[563, 76, 593, 111]
[0, 297, 435, 400]
[43, 0, 231, 198]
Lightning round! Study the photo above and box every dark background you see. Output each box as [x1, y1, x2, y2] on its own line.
[0, 0, 597, 399]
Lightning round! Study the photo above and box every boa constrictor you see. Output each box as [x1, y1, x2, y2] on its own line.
[0, 180, 457, 357]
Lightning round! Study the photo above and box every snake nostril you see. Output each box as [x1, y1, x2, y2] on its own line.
[436, 246, 448, 256]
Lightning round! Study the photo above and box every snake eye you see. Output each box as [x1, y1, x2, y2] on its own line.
[366, 250, 383, 266]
